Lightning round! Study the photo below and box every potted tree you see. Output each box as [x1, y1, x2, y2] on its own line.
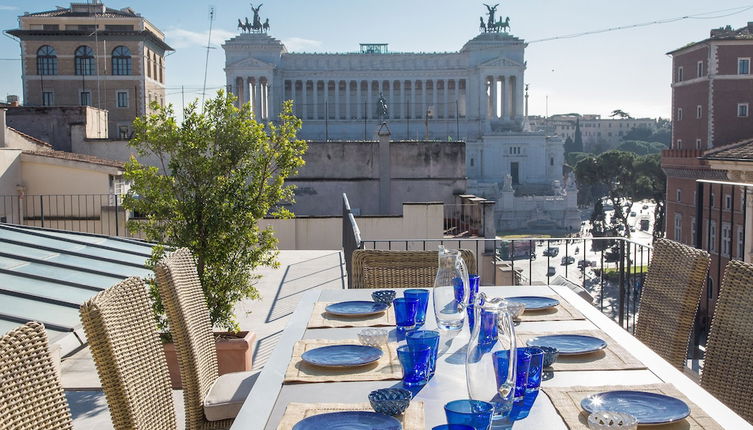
[123, 91, 306, 387]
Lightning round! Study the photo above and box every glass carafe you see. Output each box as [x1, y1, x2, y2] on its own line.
[466, 293, 517, 421]
[432, 246, 470, 331]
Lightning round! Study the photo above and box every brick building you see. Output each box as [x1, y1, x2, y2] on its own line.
[662, 23, 753, 340]
[6, 2, 172, 139]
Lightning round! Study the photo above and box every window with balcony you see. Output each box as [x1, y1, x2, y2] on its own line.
[111, 46, 131, 75]
[738, 103, 749, 117]
[738, 58, 750, 75]
[36, 45, 57, 75]
[74, 46, 94, 75]
[674, 214, 682, 242]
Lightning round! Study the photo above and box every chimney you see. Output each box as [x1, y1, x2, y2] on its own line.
[0, 108, 7, 147]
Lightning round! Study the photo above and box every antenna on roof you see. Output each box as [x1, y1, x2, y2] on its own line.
[201, 6, 215, 110]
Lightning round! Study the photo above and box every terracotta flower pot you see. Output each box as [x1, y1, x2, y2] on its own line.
[163, 330, 256, 389]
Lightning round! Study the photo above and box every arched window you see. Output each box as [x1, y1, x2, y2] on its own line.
[36, 45, 57, 75]
[111, 46, 131, 75]
[74, 45, 94, 75]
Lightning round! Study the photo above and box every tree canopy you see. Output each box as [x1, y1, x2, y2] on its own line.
[124, 91, 307, 332]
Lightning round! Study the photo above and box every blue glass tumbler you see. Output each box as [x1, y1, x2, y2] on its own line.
[523, 346, 544, 393]
[466, 274, 480, 331]
[406, 330, 440, 377]
[514, 348, 531, 402]
[510, 347, 544, 421]
[396, 344, 431, 388]
[393, 297, 419, 333]
[444, 399, 494, 430]
[432, 425, 475, 430]
[404, 289, 430, 326]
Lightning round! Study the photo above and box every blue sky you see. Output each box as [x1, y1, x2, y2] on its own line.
[1, 1, 752, 119]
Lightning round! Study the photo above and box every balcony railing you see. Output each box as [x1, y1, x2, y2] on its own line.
[342, 194, 653, 337]
[0, 194, 132, 237]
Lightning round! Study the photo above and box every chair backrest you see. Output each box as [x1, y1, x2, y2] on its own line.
[0, 322, 73, 430]
[634, 238, 710, 370]
[701, 259, 753, 422]
[351, 249, 477, 289]
[79, 277, 176, 430]
[154, 248, 218, 430]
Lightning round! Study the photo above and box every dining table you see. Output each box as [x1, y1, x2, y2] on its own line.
[230, 284, 753, 429]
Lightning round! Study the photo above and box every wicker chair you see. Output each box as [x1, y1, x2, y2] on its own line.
[155, 248, 259, 430]
[701, 259, 753, 423]
[634, 238, 710, 370]
[350, 249, 477, 289]
[0, 322, 73, 430]
[79, 277, 176, 430]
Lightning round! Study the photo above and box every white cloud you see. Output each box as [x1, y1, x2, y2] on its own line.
[0, 5, 19, 10]
[164, 28, 236, 50]
[282, 37, 323, 52]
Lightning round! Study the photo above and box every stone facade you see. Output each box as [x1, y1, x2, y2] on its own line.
[223, 26, 577, 230]
[6, 2, 172, 139]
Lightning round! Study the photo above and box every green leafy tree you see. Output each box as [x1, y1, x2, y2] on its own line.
[622, 126, 653, 142]
[610, 109, 633, 119]
[616, 140, 667, 155]
[633, 153, 666, 238]
[123, 91, 307, 332]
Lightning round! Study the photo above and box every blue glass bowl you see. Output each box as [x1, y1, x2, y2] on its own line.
[371, 290, 397, 307]
[539, 345, 560, 367]
[368, 388, 412, 416]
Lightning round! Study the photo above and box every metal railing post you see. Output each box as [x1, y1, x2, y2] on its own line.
[39, 195, 44, 228]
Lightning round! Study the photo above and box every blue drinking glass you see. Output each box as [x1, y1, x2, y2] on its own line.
[478, 309, 498, 345]
[432, 425, 475, 430]
[396, 344, 431, 388]
[514, 349, 531, 402]
[523, 346, 544, 393]
[393, 297, 419, 332]
[404, 289, 430, 326]
[444, 399, 494, 430]
[406, 330, 440, 377]
[510, 347, 543, 421]
[466, 275, 480, 331]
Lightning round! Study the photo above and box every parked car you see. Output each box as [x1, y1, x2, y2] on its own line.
[642, 204, 649, 210]
[630, 211, 637, 217]
[630, 226, 636, 232]
[577, 259, 594, 269]
[546, 266, 556, 277]
[543, 247, 559, 257]
[561, 256, 575, 265]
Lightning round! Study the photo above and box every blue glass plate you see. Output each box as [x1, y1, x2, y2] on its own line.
[325, 301, 389, 317]
[506, 296, 560, 310]
[301, 345, 383, 368]
[581, 391, 690, 425]
[292, 411, 401, 430]
[526, 334, 607, 355]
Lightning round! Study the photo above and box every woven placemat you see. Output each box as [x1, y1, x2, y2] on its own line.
[307, 302, 396, 328]
[284, 339, 402, 383]
[543, 383, 722, 429]
[517, 330, 646, 371]
[516, 295, 586, 322]
[276, 401, 425, 430]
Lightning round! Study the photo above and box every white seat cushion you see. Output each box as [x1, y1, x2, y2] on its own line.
[204, 370, 260, 421]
